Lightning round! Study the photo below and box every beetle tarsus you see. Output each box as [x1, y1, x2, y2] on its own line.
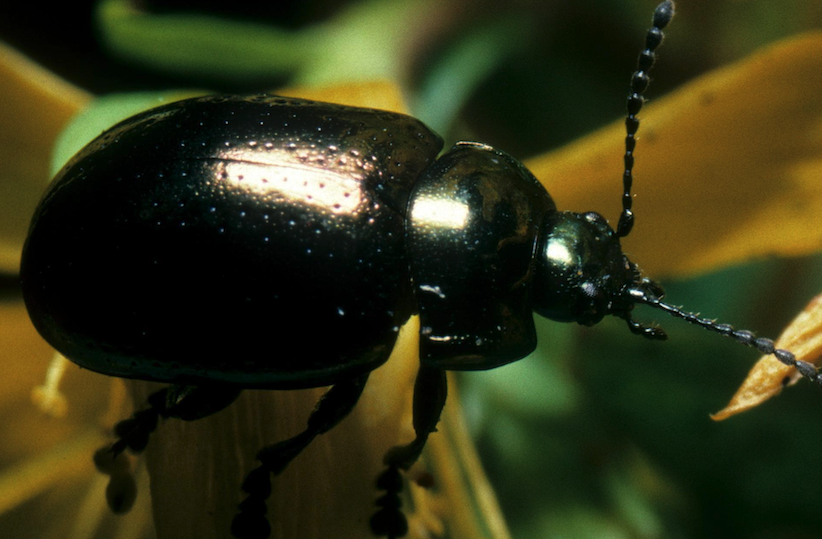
[370, 466, 408, 538]
[92, 387, 169, 514]
[232, 466, 272, 539]
[93, 445, 137, 513]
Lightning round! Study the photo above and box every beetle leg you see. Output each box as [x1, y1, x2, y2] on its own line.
[371, 365, 447, 538]
[93, 384, 242, 514]
[622, 313, 668, 340]
[109, 384, 242, 455]
[162, 383, 243, 421]
[231, 374, 369, 539]
[385, 365, 448, 469]
[94, 384, 242, 514]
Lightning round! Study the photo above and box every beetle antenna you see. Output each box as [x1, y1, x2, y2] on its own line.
[617, 0, 676, 238]
[628, 287, 822, 386]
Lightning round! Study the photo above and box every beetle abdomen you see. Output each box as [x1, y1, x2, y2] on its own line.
[21, 95, 444, 388]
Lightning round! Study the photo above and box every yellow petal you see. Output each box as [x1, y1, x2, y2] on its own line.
[526, 32, 822, 278]
[0, 42, 91, 273]
[712, 293, 822, 420]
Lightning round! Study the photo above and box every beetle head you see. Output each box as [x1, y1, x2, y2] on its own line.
[532, 211, 666, 339]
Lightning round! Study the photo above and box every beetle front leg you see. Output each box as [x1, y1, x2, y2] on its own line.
[371, 365, 447, 538]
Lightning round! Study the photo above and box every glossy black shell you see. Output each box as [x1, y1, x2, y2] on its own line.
[22, 95, 443, 388]
[21, 94, 556, 388]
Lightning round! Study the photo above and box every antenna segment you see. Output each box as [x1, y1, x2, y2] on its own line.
[617, 0, 675, 237]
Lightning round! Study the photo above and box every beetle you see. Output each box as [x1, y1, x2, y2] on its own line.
[18, 1, 822, 538]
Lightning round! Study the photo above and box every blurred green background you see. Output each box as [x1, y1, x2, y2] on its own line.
[3, 0, 822, 537]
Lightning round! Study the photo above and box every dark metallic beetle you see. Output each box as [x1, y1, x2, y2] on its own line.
[18, 2, 822, 538]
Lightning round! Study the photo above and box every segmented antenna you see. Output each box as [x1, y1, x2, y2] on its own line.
[629, 289, 822, 387]
[616, 0, 675, 238]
